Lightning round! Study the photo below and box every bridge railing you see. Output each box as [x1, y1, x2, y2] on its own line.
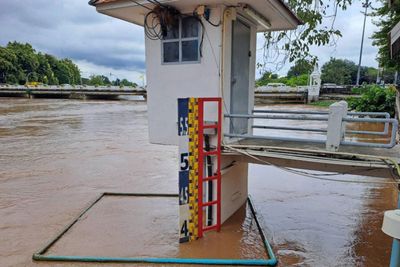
[255, 85, 306, 93]
[0, 84, 146, 92]
[224, 102, 398, 151]
[251, 110, 391, 136]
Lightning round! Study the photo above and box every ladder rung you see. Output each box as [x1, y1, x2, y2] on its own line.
[203, 225, 218, 231]
[203, 151, 219, 156]
[202, 175, 219, 182]
[203, 124, 218, 129]
[202, 200, 218, 207]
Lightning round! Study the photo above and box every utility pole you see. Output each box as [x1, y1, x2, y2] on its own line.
[356, 0, 371, 86]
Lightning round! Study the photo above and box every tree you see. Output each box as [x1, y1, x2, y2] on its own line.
[61, 59, 81, 85]
[0, 41, 135, 87]
[37, 53, 55, 84]
[372, 0, 400, 70]
[120, 78, 137, 87]
[287, 59, 313, 77]
[360, 66, 378, 84]
[256, 71, 279, 86]
[348, 84, 396, 116]
[321, 58, 358, 85]
[45, 54, 60, 85]
[53, 60, 72, 84]
[286, 74, 309, 86]
[87, 75, 111, 86]
[113, 78, 121, 86]
[7, 42, 39, 84]
[0, 47, 19, 84]
[261, 0, 353, 68]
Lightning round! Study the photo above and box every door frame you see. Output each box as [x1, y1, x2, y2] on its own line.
[230, 18, 251, 135]
[221, 10, 257, 142]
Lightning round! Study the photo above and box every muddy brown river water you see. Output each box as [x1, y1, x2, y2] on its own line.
[0, 98, 397, 266]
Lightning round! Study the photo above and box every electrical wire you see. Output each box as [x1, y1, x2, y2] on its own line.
[143, 3, 205, 58]
[195, 17, 205, 58]
[203, 23, 220, 76]
[128, 0, 153, 10]
[224, 144, 400, 186]
[148, 0, 165, 7]
[204, 15, 221, 27]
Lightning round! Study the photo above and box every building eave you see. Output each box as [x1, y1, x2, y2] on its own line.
[90, 0, 303, 31]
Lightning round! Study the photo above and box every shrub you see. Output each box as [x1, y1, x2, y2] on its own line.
[348, 85, 396, 117]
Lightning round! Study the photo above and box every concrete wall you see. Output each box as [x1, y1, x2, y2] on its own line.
[221, 156, 248, 223]
[146, 7, 223, 145]
[145, 5, 257, 225]
[146, 6, 257, 145]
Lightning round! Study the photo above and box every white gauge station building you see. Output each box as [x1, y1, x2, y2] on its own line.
[90, 0, 301, 224]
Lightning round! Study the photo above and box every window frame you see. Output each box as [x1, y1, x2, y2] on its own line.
[161, 17, 201, 65]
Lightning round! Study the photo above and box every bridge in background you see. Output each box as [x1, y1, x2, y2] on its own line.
[255, 84, 358, 104]
[0, 85, 147, 100]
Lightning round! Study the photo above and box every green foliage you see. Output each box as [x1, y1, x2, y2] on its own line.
[0, 41, 137, 86]
[287, 59, 313, 78]
[256, 73, 309, 87]
[257, 59, 311, 88]
[258, 57, 385, 87]
[86, 75, 111, 86]
[119, 78, 137, 87]
[0, 42, 81, 85]
[256, 72, 280, 86]
[7, 42, 39, 84]
[263, 0, 352, 64]
[372, 0, 400, 70]
[286, 74, 309, 86]
[309, 100, 336, 107]
[321, 58, 357, 85]
[360, 66, 378, 84]
[0, 46, 19, 84]
[348, 85, 396, 117]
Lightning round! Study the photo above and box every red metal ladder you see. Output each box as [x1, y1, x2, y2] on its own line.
[197, 98, 222, 238]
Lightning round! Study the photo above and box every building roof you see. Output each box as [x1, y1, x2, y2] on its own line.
[89, 0, 302, 31]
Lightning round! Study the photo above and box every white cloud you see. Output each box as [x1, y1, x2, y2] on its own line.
[0, 0, 383, 82]
[77, 59, 146, 86]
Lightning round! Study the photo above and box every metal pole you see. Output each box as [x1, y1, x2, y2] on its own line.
[356, 0, 370, 86]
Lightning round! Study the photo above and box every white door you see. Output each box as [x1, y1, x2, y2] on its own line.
[230, 19, 250, 135]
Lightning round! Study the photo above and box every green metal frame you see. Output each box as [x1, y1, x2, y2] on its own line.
[32, 192, 277, 266]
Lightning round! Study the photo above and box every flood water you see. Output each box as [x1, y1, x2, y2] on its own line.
[0, 98, 397, 266]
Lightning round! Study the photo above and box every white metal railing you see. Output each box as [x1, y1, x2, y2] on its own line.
[224, 102, 398, 151]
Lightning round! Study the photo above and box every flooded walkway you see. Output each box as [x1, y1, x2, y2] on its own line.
[0, 98, 397, 266]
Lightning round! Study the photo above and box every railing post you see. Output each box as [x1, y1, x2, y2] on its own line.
[395, 86, 400, 143]
[307, 85, 320, 103]
[326, 101, 348, 151]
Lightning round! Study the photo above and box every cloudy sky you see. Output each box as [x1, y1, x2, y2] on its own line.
[0, 0, 381, 83]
